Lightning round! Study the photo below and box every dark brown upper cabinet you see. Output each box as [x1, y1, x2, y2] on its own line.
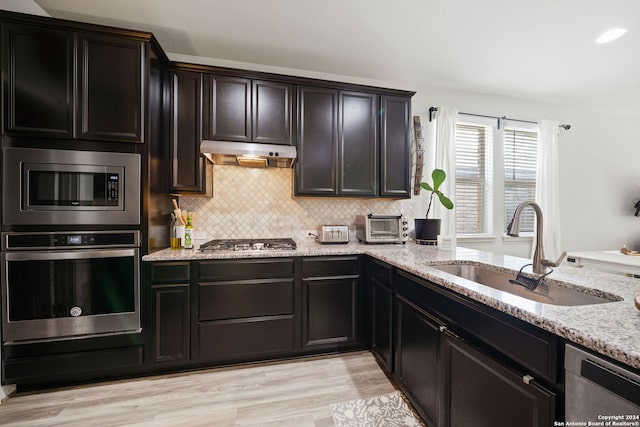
[206, 75, 251, 142]
[169, 70, 211, 195]
[252, 80, 293, 145]
[380, 95, 411, 197]
[295, 87, 409, 198]
[2, 21, 145, 143]
[3, 23, 75, 138]
[204, 75, 293, 145]
[77, 33, 144, 142]
[295, 86, 339, 195]
[339, 91, 378, 197]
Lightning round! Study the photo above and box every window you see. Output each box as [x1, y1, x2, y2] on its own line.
[504, 128, 537, 232]
[454, 120, 538, 236]
[455, 123, 492, 234]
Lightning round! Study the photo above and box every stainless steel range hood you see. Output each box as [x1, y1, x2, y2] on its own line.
[200, 140, 296, 168]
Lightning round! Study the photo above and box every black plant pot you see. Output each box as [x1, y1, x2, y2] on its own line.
[414, 218, 441, 243]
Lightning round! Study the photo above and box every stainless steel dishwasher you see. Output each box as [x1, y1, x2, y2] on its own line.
[565, 344, 640, 422]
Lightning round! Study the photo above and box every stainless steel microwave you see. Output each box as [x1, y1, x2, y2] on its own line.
[2, 147, 140, 225]
[355, 214, 408, 244]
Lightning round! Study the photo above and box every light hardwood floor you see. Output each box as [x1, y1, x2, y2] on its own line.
[0, 351, 398, 426]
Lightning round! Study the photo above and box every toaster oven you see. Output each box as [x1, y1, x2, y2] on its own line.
[355, 214, 408, 244]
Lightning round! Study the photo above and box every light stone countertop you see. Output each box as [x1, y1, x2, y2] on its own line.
[144, 241, 640, 370]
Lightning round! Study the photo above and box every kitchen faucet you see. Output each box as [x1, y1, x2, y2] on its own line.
[506, 200, 567, 276]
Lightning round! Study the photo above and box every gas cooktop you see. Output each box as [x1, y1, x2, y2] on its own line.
[199, 238, 297, 252]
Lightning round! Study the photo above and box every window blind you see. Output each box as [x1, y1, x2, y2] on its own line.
[504, 128, 538, 232]
[455, 124, 491, 234]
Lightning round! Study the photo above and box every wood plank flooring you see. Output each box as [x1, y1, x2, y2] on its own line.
[0, 351, 398, 426]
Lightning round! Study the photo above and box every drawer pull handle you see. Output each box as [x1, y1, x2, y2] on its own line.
[522, 374, 535, 385]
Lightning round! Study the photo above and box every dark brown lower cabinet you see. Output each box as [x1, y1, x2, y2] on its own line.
[370, 275, 393, 372]
[2, 337, 144, 387]
[195, 259, 296, 362]
[394, 295, 442, 427]
[391, 268, 560, 427]
[441, 331, 555, 427]
[196, 278, 296, 361]
[151, 284, 190, 364]
[148, 262, 191, 365]
[302, 276, 359, 349]
[197, 316, 295, 360]
[301, 256, 361, 351]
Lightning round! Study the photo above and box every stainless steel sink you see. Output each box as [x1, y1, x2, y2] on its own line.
[431, 263, 621, 306]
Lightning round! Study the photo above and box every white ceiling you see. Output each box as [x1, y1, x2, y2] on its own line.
[32, 0, 640, 116]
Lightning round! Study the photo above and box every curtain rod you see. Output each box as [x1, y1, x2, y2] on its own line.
[428, 107, 571, 130]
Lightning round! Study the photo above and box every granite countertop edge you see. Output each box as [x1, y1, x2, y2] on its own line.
[144, 241, 640, 370]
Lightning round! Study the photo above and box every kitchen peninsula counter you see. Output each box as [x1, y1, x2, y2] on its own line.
[144, 242, 640, 370]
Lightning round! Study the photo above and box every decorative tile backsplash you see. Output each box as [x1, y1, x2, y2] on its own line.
[180, 165, 420, 242]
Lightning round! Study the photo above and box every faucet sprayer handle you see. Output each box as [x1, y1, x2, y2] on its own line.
[541, 251, 567, 268]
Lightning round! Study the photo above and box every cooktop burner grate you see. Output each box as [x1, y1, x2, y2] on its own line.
[199, 238, 297, 252]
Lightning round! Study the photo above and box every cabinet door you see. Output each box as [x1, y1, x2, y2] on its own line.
[77, 33, 143, 142]
[394, 295, 441, 427]
[169, 70, 208, 194]
[371, 276, 393, 372]
[151, 284, 190, 364]
[207, 75, 251, 142]
[338, 91, 378, 196]
[252, 80, 293, 145]
[295, 86, 338, 195]
[441, 332, 556, 427]
[3, 23, 74, 138]
[380, 95, 411, 197]
[301, 276, 359, 350]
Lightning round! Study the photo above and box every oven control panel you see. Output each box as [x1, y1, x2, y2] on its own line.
[2, 231, 140, 250]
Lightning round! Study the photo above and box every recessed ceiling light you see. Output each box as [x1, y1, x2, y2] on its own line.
[596, 28, 628, 44]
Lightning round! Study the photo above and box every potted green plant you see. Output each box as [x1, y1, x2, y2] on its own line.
[415, 168, 454, 243]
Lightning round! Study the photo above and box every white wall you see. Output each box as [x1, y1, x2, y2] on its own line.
[559, 110, 640, 251]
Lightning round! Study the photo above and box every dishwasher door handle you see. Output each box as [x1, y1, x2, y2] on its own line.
[582, 359, 640, 407]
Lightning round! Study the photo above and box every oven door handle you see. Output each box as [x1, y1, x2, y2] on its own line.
[3, 248, 138, 261]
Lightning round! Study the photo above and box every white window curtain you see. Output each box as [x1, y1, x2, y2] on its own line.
[535, 120, 562, 259]
[433, 107, 458, 239]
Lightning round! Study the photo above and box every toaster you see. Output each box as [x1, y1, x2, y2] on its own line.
[317, 225, 349, 243]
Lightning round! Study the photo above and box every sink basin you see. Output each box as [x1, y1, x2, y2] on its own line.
[431, 263, 621, 306]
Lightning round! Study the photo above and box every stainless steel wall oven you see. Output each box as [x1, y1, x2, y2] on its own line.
[1, 230, 141, 342]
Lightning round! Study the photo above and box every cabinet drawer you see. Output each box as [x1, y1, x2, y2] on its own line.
[460, 305, 559, 384]
[150, 262, 190, 283]
[198, 258, 295, 281]
[198, 279, 294, 320]
[197, 316, 295, 360]
[301, 256, 359, 277]
[3, 345, 143, 384]
[396, 270, 560, 384]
